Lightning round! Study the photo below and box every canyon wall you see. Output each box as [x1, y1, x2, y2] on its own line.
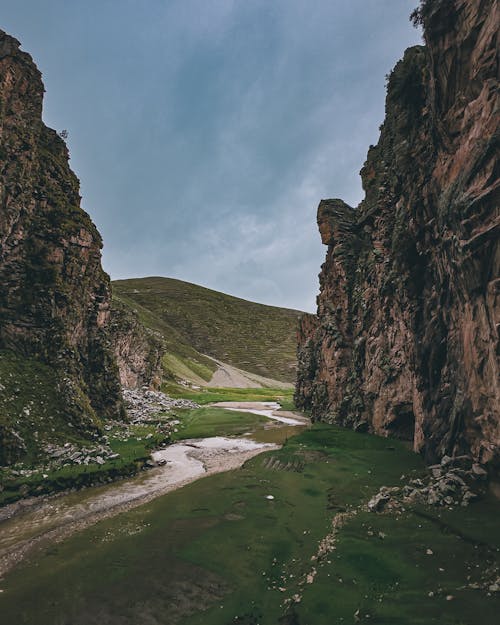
[295, 0, 499, 467]
[110, 300, 165, 390]
[0, 30, 124, 462]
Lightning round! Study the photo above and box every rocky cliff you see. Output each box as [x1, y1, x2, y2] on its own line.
[295, 0, 499, 468]
[110, 299, 165, 390]
[0, 30, 124, 464]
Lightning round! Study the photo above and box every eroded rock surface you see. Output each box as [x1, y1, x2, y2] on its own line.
[110, 299, 165, 389]
[0, 30, 124, 462]
[295, 0, 499, 468]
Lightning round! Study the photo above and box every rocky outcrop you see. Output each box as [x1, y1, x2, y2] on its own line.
[0, 30, 124, 462]
[110, 299, 165, 389]
[296, 0, 499, 469]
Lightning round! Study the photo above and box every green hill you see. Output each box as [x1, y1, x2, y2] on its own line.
[112, 277, 302, 385]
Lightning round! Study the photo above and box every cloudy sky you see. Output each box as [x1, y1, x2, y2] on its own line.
[3, 1, 421, 312]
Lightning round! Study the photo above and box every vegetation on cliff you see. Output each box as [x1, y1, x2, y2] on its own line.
[295, 0, 499, 468]
[0, 30, 124, 466]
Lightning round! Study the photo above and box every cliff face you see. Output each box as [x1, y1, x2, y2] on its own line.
[110, 300, 165, 390]
[296, 0, 499, 467]
[0, 31, 124, 462]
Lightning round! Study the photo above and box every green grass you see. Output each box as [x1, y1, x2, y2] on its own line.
[112, 276, 302, 383]
[1, 423, 497, 624]
[296, 505, 500, 625]
[0, 350, 95, 466]
[0, 349, 163, 504]
[163, 381, 294, 406]
[171, 407, 268, 440]
[162, 352, 215, 384]
[0, 423, 168, 506]
[276, 395, 297, 411]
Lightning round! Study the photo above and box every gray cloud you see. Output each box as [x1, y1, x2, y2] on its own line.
[2, 0, 421, 311]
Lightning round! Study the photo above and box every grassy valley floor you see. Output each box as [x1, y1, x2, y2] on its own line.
[1, 424, 498, 624]
[0, 386, 292, 506]
[163, 383, 295, 407]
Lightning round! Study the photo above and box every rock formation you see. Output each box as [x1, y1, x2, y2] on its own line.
[0, 30, 124, 463]
[110, 299, 165, 389]
[295, 0, 499, 468]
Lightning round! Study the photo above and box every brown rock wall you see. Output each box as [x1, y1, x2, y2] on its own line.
[0, 29, 124, 450]
[295, 0, 499, 468]
[110, 300, 165, 390]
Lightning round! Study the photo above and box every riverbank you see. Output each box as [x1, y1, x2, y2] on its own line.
[1, 423, 498, 625]
[0, 400, 301, 578]
[0, 389, 293, 507]
[209, 401, 308, 426]
[0, 435, 278, 578]
[0, 388, 199, 507]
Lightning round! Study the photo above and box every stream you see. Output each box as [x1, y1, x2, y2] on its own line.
[1, 405, 498, 625]
[0, 402, 307, 576]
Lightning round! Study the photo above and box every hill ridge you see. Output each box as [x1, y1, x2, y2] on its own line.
[117, 275, 303, 314]
[112, 276, 302, 385]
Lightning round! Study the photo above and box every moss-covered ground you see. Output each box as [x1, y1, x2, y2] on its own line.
[171, 407, 268, 440]
[1, 424, 498, 624]
[0, 422, 168, 506]
[0, 350, 92, 466]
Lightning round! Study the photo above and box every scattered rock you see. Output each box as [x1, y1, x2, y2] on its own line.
[122, 388, 199, 423]
[368, 493, 390, 512]
[43, 442, 118, 469]
[367, 455, 486, 512]
[367, 486, 399, 512]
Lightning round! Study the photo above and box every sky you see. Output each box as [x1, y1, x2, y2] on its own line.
[2, 1, 421, 312]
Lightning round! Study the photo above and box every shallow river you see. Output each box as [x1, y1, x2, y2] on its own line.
[0, 402, 307, 575]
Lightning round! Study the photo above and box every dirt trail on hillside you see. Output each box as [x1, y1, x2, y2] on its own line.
[205, 357, 292, 389]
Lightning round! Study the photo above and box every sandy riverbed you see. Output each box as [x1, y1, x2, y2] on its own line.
[0, 435, 278, 577]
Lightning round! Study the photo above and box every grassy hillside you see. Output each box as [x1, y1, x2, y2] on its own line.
[112, 277, 302, 384]
[0, 350, 96, 467]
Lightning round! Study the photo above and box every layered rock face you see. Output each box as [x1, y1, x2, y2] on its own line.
[0, 30, 124, 460]
[296, 0, 499, 467]
[110, 300, 165, 390]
